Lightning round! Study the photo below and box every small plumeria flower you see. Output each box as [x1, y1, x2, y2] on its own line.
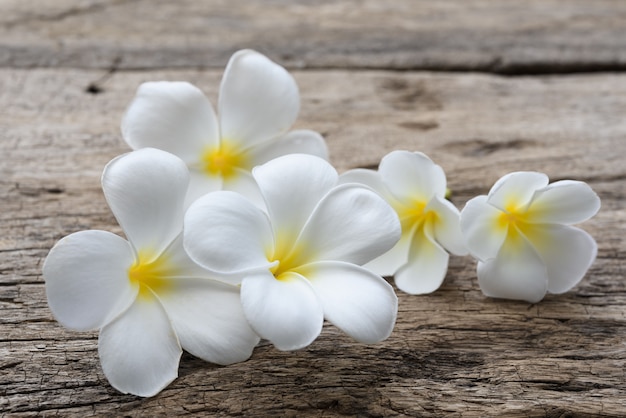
[340, 151, 467, 295]
[121, 49, 328, 207]
[460, 171, 601, 303]
[43, 148, 259, 397]
[183, 154, 401, 351]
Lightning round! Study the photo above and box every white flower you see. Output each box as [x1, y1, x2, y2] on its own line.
[43, 148, 259, 397]
[460, 171, 601, 303]
[340, 151, 467, 294]
[183, 154, 401, 351]
[121, 49, 328, 207]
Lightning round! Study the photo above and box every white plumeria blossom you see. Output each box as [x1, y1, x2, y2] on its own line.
[340, 151, 467, 295]
[43, 148, 259, 397]
[183, 154, 401, 351]
[460, 171, 601, 303]
[121, 49, 328, 207]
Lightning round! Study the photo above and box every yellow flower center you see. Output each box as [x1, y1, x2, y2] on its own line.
[266, 231, 309, 282]
[201, 140, 249, 179]
[396, 199, 438, 232]
[128, 250, 175, 299]
[497, 201, 525, 226]
[496, 200, 537, 244]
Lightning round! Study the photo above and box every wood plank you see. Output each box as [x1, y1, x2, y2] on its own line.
[1, 67, 624, 416]
[2, 0, 626, 72]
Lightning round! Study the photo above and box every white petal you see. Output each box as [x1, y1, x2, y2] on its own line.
[121, 81, 219, 164]
[363, 224, 415, 276]
[158, 279, 260, 365]
[339, 168, 398, 204]
[43, 230, 137, 331]
[240, 271, 323, 351]
[185, 170, 223, 208]
[98, 290, 181, 397]
[340, 170, 411, 275]
[379, 150, 447, 203]
[295, 184, 401, 266]
[487, 171, 548, 212]
[477, 230, 548, 303]
[249, 130, 329, 166]
[428, 196, 467, 256]
[394, 225, 450, 295]
[183, 191, 275, 275]
[302, 261, 397, 343]
[222, 169, 266, 210]
[520, 224, 598, 294]
[526, 180, 601, 225]
[155, 234, 225, 280]
[219, 49, 299, 148]
[102, 148, 189, 259]
[460, 195, 508, 262]
[252, 154, 338, 250]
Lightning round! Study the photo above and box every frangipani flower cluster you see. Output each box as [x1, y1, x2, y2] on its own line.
[44, 148, 259, 397]
[460, 172, 601, 303]
[43, 48, 602, 398]
[184, 154, 401, 350]
[44, 50, 400, 397]
[340, 151, 467, 295]
[122, 49, 328, 207]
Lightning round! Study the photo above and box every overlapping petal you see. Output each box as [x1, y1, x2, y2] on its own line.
[379, 151, 446, 203]
[252, 154, 338, 248]
[249, 130, 328, 166]
[186, 170, 223, 208]
[294, 184, 401, 266]
[526, 180, 601, 225]
[487, 171, 548, 211]
[43, 230, 137, 331]
[394, 224, 450, 295]
[363, 225, 414, 276]
[219, 49, 300, 148]
[102, 148, 189, 260]
[121, 81, 219, 164]
[152, 234, 217, 279]
[98, 289, 181, 397]
[302, 261, 397, 343]
[460, 195, 509, 261]
[221, 169, 265, 209]
[183, 191, 275, 276]
[339, 168, 398, 204]
[521, 223, 598, 294]
[427, 197, 467, 256]
[477, 229, 549, 303]
[240, 271, 323, 351]
[158, 278, 260, 365]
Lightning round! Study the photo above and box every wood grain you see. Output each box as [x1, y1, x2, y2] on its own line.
[1, 0, 626, 73]
[1, 66, 624, 416]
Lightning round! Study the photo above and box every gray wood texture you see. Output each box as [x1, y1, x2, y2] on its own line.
[2, 0, 626, 73]
[1, 1, 625, 416]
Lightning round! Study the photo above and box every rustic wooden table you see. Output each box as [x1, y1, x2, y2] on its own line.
[1, 1, 625, 416]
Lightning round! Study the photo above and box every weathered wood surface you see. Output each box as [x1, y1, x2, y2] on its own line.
[2, 0, 626, 73]
[2, 1, 626, 417]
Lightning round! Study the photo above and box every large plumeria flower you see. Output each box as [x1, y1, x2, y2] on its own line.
[43, 148, 259, 397]
[121, 49, 328, 207]
[183, 154, 401, 351]
[340, 151, 467, 295]
[460, 171, 601, 303]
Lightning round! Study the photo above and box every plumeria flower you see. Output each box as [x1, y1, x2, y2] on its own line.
[340, 151, 467, 295]
[121, 49, 328, 207]
[43, 148, 259, 397]
[183, 154, 401, 351]
[460, 171, 601, 303]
